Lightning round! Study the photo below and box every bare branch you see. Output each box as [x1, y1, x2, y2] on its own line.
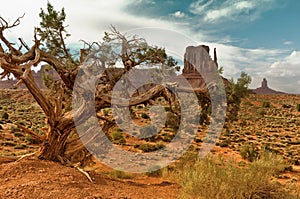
[0, 15, 25, 55]
[18, 38, 30, 50]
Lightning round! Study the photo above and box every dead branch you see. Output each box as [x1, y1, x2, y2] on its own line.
[18, 38, 30, 50]
[73, 163, 94, 183]
[0, 13, 24, 29]
[0, 15, 25, 56]
[16, 152, 37, 162]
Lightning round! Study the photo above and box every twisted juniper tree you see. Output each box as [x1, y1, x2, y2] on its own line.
[0, 3, 180, 164]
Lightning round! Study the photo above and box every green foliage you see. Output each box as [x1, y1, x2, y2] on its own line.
[226, 72, 252, 121]
[228, 72, 252, 103]
[218, 66, 224, 74]
[37, 2, 74, 64]
[103, 108, 110, 116]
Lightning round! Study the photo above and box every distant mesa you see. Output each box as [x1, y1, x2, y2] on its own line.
[252, 78, 285, 94]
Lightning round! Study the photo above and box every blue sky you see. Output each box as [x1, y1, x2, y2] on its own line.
[1, 0, 299, 93]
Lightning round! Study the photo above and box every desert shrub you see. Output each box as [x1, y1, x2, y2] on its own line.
[14, 132, 24, 137]
[162, 133, 174, 142]
[166, 112, 180, 130]
[244, 101, 253, 106]
[138, 142, 164, 152]
[282, 104, 292, 109]
[1, 111, 9, 120]
[297, 104, 300, 112]
[10, 125, 20, 132]
[262, 101, 271, 108]
[166, 153, 297, 199]
[14, 143, 27, 149]
[239, 143, 259, 162]
[2, 141, 16, 147]
[103, 108, 110, 116]
[111, 169, 132, 179]
[25, 134, 36, 144]
[111, 130, 126, 145]
[164, 106, 171, 112]
[219, 139, 231, 147]
[141, 113, 150, 119]
[258, 109, 266, 116]
[15, 120, 26, 125]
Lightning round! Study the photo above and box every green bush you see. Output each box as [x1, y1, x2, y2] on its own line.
[103, 108, 110, 116]
[262, 101, 271, 108]
[239, 143, 259, 162]
[297, 104, 300, 112]
[258, 109, 266, 116]
[219, 139, 231, 147]
[25, 134, 35, 144]
[14, 144, 27, 149]
[14, 132, 24, 137]
[141, 113, 150, 119]
[1, 112, 9, 120]
[138, 142, 164, 152]
[111, 130, 126, 145]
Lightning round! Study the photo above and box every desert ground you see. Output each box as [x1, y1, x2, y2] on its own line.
[0, 89, 299, 198]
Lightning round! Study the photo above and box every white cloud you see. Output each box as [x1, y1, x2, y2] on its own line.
[0, 0, 178, 44]
[268, 51, 300, 73]
[190, 0, 277, 24]
[283, 40, 293, 45]
[1, 0, 298, 94]
[249, 50, 300, 93]
[171, 11, 186, 18]
[190, 0, 214, 14]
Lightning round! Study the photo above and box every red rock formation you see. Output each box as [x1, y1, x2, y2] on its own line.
[179, 45, 219, 88]
[182, 45, 218, 74]
[252, 78, 285, 94]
